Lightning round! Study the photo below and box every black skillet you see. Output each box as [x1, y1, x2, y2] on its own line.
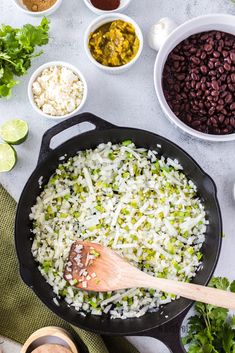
[15, 113, 222, 353]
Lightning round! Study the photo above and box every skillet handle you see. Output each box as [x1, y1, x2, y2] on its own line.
[138, 308, 189, 353]
[38, 112, 117, 164]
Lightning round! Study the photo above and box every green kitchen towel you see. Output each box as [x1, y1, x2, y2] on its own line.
[0, 184, 139, 353]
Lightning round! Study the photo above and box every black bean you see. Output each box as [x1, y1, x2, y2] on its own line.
[230, 52, 235, 62]
[201, 83, 206, 90]
[218, 66, 224, 74]
[167, 78, 174, 85]
[162, 30, 235, 135]
[218, 115, 225, 123]
[208, 61, 214, 69]
[201, 52, 207, 60]
[210, 117, 218, 125]
[216, 105, 224, 111]
[204, 44, 212, 51]
[211, 90, 219, 96]
[222, 109, 228, 116]
[174, 84, 180, 92]
[209, 107, 215, 115]
[224, 63, 231, 71]
[213, 51, 220, 58]
[191, 57, 201, 65]
[230, 117, 235, 127]
[177, 74, 186, 81]
[171, 54, 181, 60]
[173, 61, 180, 69]
[230, 103, 235, 110]
[211, 80, 219, 90]
[191, 73, 198, 80]
[220, 74, 227, 82]
[186, 114, 192, 123]
[200, 65, 208, 74]
[225, 57, 232, 64]
[209, 70, 216, 76]
[191, 81, 196, 88]
[228, 84, 235, 92]
[201, 33, 209, 40]
[192, 120, 201, 127]
[219, 39, 224, 47]
[198, 102, 204, 108]
[225, 93, 233, 104]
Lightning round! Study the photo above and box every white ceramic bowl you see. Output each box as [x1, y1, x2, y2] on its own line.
[84, 13, 143, 74]
[28, 61, 88, 120]
[83, 0, 132, 14]
[154, 14, 235, 142]
[12, 0, 63, 16]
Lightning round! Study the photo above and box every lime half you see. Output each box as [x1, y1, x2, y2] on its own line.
[0, 143, 17, 172]
[0, 119, 29, 145]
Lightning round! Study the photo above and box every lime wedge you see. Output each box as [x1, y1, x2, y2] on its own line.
[0, 119, 29, 145]
[0, 143, 17, 172]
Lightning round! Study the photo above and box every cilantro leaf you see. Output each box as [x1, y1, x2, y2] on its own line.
[209, 277, 230, 291]
[222, 324, 235, 352]
[0, 18, 49, 98]
[184, 277, 235, 353]
[230, 281, 235, 293]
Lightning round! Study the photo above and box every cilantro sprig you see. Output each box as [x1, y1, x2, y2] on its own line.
[183, 277, 235, 353]
[0, 18, 49, 98]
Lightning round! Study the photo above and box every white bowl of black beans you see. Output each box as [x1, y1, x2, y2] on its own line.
[154, 14, 235, 141]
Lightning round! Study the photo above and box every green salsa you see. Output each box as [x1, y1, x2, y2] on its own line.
[88, 20, 140, 67]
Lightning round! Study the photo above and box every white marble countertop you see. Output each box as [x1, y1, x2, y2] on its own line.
[1, 0, 235, 352]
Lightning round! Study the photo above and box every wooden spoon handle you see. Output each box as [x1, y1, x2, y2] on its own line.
[140, 275, 235, 309]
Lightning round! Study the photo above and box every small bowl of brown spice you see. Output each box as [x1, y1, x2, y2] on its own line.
[12, 0, 63, 16]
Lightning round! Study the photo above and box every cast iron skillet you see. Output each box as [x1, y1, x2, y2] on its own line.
[15, 113, 222, 353]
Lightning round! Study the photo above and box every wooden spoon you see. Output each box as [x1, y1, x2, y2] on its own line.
[64, 240, 235, 310]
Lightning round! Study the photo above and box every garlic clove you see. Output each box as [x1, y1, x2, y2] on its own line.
[148, 17, 178, 52]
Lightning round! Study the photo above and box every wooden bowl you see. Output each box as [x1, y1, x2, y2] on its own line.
[20, 327, 78, 353]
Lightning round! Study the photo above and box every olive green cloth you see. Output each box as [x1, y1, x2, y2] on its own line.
[0, 184, 139, 353]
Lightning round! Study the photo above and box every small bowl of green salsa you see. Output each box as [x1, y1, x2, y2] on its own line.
[84, 13, 143, 74]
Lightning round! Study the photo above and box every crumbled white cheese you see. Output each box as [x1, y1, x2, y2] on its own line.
[33, 66, 84, 116]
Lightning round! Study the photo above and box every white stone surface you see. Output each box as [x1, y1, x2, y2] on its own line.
[0, 336, 21, 353]
[0, 0, 235, 352]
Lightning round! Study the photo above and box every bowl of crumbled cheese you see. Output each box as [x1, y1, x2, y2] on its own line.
[28, 62, 87, 119]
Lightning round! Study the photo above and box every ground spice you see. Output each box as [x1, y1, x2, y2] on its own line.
[22, 0, 57, 12]
[90, 0, 120, 11]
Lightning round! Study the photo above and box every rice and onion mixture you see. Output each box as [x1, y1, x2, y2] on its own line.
[30, 141, 207, 319]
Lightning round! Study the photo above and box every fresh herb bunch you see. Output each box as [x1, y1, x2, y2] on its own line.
[183, 277, 235, 353]
[0, 18, 49, 98]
